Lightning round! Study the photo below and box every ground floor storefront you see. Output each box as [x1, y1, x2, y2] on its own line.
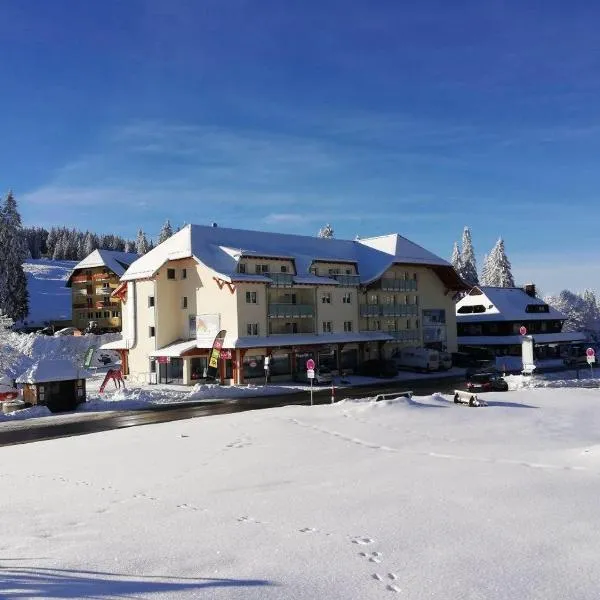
[141, 341, 394, 386]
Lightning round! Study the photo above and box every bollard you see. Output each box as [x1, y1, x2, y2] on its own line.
[331, 381, 335, 404]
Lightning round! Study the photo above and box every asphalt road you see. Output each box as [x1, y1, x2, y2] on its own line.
[0, 375, 462, 447]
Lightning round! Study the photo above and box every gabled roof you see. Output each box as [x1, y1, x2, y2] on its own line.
[456, 286, 566, 322]
[67, 250, 139, 286]
[15, 359, 93, 383]
[121, 224, 465, 289]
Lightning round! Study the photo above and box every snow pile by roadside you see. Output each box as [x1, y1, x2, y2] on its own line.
[0, 405, 53, 422]
[505, 372, 600, 391]
[1, 331, 119, 380]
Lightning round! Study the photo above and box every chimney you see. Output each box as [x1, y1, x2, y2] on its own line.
[524, 283, 536, 298]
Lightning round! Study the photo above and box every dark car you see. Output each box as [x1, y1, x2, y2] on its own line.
[359, 359, 399, 378]
[466, 372, 509, 392]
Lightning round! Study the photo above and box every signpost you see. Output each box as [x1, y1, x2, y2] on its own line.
[587, 347, 595, 376]
[306, 359, 315, 405]
[264, 356, 270, 385]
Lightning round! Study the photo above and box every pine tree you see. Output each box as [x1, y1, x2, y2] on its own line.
[158, 219, 173, 244]
[124, 240, 135, 253]
[317, 224, 334, 238]
[450, 241, 462, 275]
[484, 238, 514, 287]
[83, 231, 96, 257]
[136, 229, 150, 255]
[459, 226, 479, 285]
[480, 253, 490, 285]
[0, 192, 29, 321]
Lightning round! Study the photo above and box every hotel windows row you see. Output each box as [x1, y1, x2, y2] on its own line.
[321, 292, 353, 304]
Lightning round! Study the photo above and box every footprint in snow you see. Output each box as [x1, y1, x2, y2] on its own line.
[387, 584, 401, 593]
[299, 527, 316, 533]
[352, 537, 375, 545]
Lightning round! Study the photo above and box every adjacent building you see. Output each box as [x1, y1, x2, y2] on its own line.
[67, 250, 139, 332]
[102, 224, 466, 385]
[456, 285, 586, 357]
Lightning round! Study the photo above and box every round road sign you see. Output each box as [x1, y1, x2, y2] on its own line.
[586, 347, 595, 357]
[306, 358, 315, 370]
[519, 326, 527, 336]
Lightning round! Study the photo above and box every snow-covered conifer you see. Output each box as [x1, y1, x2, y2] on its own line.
[158, 220, 174, 244]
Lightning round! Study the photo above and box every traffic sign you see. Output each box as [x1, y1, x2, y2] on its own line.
[519, 326, 527, 336]
[587, 355, 596, 365]
[586, 347, 595, 357]
[307, 369, 315, 379]
[306, 359, 315, 370]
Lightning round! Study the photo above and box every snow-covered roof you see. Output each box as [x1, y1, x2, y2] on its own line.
[121, 225, 462, 287]
[15, 359, 93, 384]
[150, 340, 198, 358]
[100, 339, 130, 350]
[456, 287, 566, 322]
[67, 250, 139, 286]
[458, 332, 587, 346]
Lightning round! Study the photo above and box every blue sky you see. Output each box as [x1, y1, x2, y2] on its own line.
[1, 0, 599, 294]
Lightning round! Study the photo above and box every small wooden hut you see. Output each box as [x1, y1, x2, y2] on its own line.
[16, 360, 92, 413]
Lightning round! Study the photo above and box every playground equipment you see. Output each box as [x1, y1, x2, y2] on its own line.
[99, 369, 125, 393]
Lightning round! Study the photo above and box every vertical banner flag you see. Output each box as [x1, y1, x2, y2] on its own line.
[83, 346, 96, 368]
[206, 330, 227, 380]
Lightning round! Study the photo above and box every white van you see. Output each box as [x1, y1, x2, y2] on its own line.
[393, 347, 440, 372]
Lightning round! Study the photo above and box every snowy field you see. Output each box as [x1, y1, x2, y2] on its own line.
[2, 386, 600, 599]
[16, 259, 76, 328]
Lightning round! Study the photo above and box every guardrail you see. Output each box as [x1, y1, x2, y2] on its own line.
[375, 390, 413, 401]
[453, 390, 486, 407]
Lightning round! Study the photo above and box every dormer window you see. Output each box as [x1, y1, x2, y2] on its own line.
[238, 263, 246, 274]
[281, 265, 288, 273]
[256, 264, 269, 274]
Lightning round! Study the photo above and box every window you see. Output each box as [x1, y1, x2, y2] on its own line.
[246, 291, 257, 304]
[104, 311, 110, 318]
[343, 321, 353, 332]
[247, 323, 259, 336]
[406, 319, 411, 329]
[416, 319, 420, 329]
[281, 265, 288, 273]
[286, 322, 298, 333]
[149, 326, 155, 337]
[328, 268, 340, 276]
[238, 263, 246, 274]
[322, 321, 332, 333]
[95, 312, 101, 318]
[321, 292, 331, 304]
[310, 266, 319, 276]
[150, 359, 156, 373]
[167, 268, 176, 280]
[148, 296, 155, 308]
[345, 268, 352, 275]
[256, 264, 269, 273]
[182, 296, 188, 309]
[369, 294, 378, 304]
[182, 268, 187, 279]
[342, 292, 352, 304]
[111, 311, 119, 318]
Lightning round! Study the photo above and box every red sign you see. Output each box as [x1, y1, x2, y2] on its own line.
[306, 358, 315, 370]
[519, 326, 527, 336]
[157, 356, 168, 364]
[220, 349, 232, 360]
[586, 347, 595, 357]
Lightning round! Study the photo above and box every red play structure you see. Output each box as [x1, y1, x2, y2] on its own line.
[99, 369, 125, 393]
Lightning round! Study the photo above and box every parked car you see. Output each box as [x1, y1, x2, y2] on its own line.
[466, 372, 509, 392]
[359, 359, 399, 378]
[297, 367, 333, 385]
[54, 327, 81, 337]
[393, 347, 439, 372]
[438, 351, 453, 371]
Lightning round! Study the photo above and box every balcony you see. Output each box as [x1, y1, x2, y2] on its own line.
[330, 274, 360, 286]
[380, 278, 418, 292]
[92, 273, 111, 282]
[360, 304, 419, 317]
[268, 321, 315, 335]
[71, 274, 89, 284]
[267, 273, 294, 287]
[96, 287, 112, 296]
[95, 300, 113, 309]
[268, 304, 314, 318]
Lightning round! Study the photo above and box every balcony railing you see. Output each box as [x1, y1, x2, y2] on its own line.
[96, 287, 112, 296]
[330, 274, 360, 286]
[380, 278, 418, 292]
[267, 273, 294, 287]
[71, 273, 91, 283]
[92, 273, 111, 281]
[73, 303, 88, 310]
[360, 304, 419, 317]
[268, 304, 314, 318]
